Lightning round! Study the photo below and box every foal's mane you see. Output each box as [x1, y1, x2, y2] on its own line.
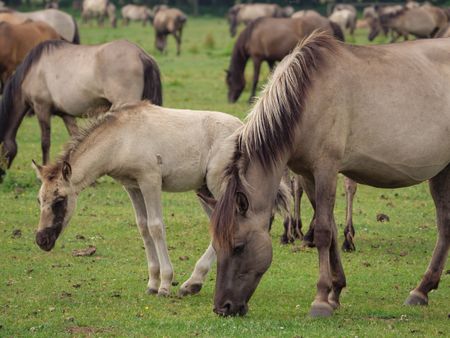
[241, 31, 339, 169]
[0, 40, 67, 142]
[42, 112, 117, 180]
[212, 31, 338, 250]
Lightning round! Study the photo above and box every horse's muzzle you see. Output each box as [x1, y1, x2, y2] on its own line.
[213, 301, 248, 317]
[36, 227, 60, 251]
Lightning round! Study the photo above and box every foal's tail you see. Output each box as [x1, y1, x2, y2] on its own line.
[330, 21, 345, 42]
[140, 54, 163, 106]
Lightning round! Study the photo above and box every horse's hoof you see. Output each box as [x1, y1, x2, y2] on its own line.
[178, 283, 202, 297]
[342, 240, 356, 252]
[146, 287, 158, 295]
[404, 291, 428, 306]
[310, 301, 334, 318]
[157, 289, 170, 297]
[280, 235, 290, 245]
[302, 239, 315, 248]
[328, 298, 340, 310]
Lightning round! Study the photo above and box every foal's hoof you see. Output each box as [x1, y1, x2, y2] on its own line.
[342, 239, 356, 252]
[146, 287, 158, 295]
[309, 301, 334, 318]
[404, 291, 428, 306]
[178, 283, 202, 297]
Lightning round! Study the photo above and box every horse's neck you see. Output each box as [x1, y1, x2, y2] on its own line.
[230, 41, 249, 75]
[0, 91, 28, 142]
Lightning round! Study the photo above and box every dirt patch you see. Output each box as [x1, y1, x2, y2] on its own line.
[66, 326, 111, 336]
[72, 246, 96, 257]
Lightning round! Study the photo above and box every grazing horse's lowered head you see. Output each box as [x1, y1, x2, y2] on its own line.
[32, 160, 77, 251]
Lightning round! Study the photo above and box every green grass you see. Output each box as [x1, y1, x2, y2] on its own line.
[0, 18, 449, 337]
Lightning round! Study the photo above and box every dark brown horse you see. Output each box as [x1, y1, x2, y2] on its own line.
[0, 39, 162, 180]
[226, 16, 343, 103]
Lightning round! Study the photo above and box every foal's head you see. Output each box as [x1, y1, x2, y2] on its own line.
[32, 160, 77, 251]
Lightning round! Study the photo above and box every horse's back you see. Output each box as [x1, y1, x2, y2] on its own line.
[303, 39, 450, 185]
[24, 9, 76, 42]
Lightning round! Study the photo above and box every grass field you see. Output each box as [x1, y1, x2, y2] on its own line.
[0, 16, 449, 337]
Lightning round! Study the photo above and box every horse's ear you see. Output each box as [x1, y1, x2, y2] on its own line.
[62, 161, 72, 181]
[236, 192, 248, 215]
[31, 160, 43, 181]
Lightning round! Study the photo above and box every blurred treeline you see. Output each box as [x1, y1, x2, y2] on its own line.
[2, 0, 448, 16]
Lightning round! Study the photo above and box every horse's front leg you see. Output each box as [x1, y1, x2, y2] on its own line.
[180, 187, 217, 296]
[249, 58, 262, 103]
[60, 114, 79, 137]
[310, 170, 344, 317]
[342, 177, 357, 252]
[300, 175, 317, 247]
[34, 104, 52, 164]
[139, 175, 174, 296]
[405, 165, 450, 305]
[125, 187, 160, 294]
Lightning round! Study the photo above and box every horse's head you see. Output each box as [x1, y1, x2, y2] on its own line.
[32, 160, 77, 251]
[225, 69, 245, 103]
[208, 157, 290, 316]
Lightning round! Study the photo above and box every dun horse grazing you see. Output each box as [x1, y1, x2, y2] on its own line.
[0, 21, 60, 91]
[82, 0, 116, 28]
[121, 4, 152, 26]
[0, 40, 162, 179]
[153, 7, 187, 55]
[1, 8, 80, 43]
[329, 5, 357, 37]
[226, 17, 343, 103]
[32, 102, 248, 296]
[210, 32, 450, 317]
[228, 3, 293, 37]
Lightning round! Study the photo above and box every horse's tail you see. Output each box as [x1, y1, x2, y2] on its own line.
[140, 53, 163, 106]
[71, 15, 80, 44]
[330, 20, 345, 42]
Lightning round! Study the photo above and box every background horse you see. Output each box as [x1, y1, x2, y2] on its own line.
[1, 8, 79, 43]
[227, 3, 293, 37]
[226, 16, 343, 103]
[82, 0, 116, 28]
[121, 4, 152, 26]
[153, 7, 187, 55]
[0, 39, 162, 178]
[32, 101, 246, 297]
[329, 5, 357, 38]
[210, 32, 450, 318]
[0, 20, 60, 92]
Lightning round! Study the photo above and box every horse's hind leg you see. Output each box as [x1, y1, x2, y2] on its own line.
[342, 177, 357, 252]
[139, 175, 174, 296]
[405, 167, 450, 306]
[125, 187, 161, 294]
[301, 175, 317, 248]
[280, 170, 294, 244]
[293, 175, 304, 239]
[34, 104, 52, 164]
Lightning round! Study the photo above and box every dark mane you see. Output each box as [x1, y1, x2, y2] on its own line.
[229, 18, 262, 73]
[0, 40, 67, 143]
[211, 143, 246, 251]
[240, 31, 340, 170]
[42, 112, 117, 180]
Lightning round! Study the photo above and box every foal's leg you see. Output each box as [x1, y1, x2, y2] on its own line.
[125, 187, 160, 294]
[310, 170, 340, 317]
[342, 177, 357, 252]
[180, 188, 216, 296]
[60, 114, 79, 137]
[34, 104, 52, 164]
[405, 167, 450, 305]
[139, 175, 174, 296]
[249, 58, 262, 103]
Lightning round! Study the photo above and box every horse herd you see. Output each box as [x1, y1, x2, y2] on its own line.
[0, 1, 449, 319]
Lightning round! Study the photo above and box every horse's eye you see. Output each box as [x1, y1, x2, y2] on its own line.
[233, 243, 245, 256]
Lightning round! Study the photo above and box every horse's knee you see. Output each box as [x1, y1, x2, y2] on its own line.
[148, 221, 164, 239]
[313, 224, 332, 248]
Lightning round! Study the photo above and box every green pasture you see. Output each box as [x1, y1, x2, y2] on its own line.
[0, 17, 449, 337]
